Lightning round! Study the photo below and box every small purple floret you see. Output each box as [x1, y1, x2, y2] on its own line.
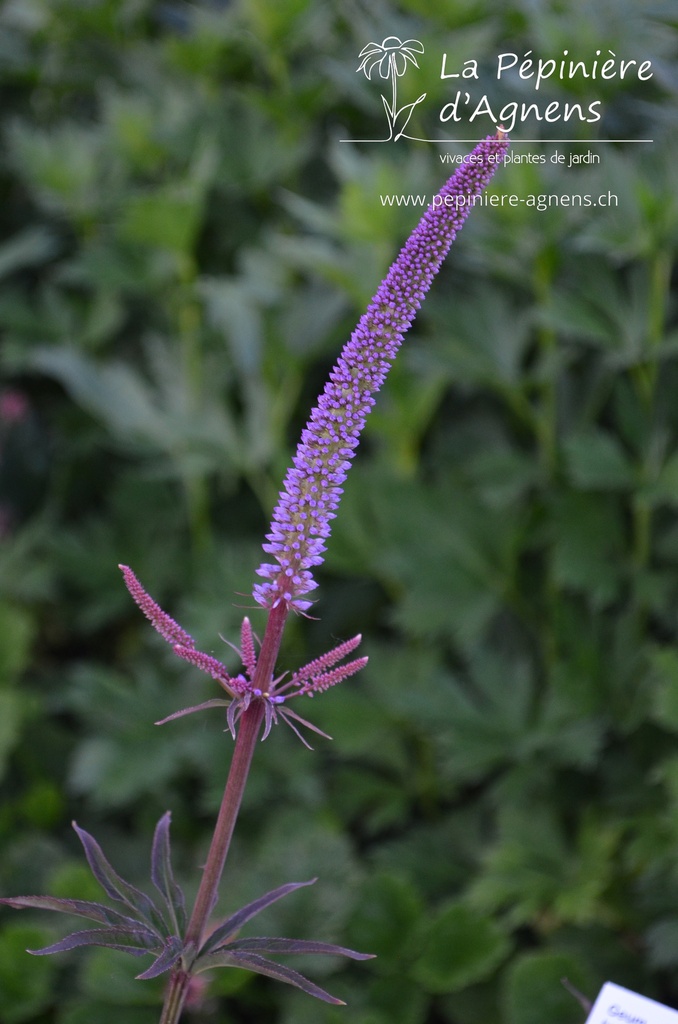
[253, 131, 509, 611]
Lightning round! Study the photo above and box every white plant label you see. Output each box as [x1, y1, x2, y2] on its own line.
[586, 982, 678, 1024]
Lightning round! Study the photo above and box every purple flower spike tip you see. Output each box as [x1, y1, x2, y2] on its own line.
[119, 564, 195, 648]
[253, 131, 509, 612]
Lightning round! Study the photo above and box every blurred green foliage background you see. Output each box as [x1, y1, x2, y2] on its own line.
[1, 0, 677, 1021]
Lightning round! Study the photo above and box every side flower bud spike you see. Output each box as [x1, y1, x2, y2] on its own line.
[118, 565, 368, 747]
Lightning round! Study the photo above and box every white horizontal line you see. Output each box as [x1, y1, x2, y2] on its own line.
[437, 139, 654, 144]
[341, 138, 654, 144]
[499, 139, 653, 143]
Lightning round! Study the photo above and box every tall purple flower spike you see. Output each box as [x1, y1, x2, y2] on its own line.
[254, 130, 509, 613]
[119, 132, 508, 745]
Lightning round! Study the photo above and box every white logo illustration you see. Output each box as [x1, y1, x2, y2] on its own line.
[357, 37, 427, 141]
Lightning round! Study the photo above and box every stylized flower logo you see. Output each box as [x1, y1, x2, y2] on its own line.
[357, 36, 426, 141]
[357, 36, 424, 79]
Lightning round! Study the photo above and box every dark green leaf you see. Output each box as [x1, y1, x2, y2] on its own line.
[563, 430, 635, 490]
[411, 901, 511, 993]
[0, 924, 59, 1024]
[649, 648, 678, 732]
[502, 951, 593, 1024]
[551, 491, 625, 606]
[0, 227, 59, 281]
[345, 873, 423, 963]
[645, 451, 678, 507]
[645, 918, 678, 969]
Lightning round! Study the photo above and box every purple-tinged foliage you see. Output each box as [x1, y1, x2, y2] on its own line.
[0, 815, 185, 979]
[197, 879, 318, 956]
[0, 818, 370, 1002]
[193, 948, 367, 1005]
[73, 821, 168, 934]
[28, 927, 162, 959]
[253, 131, 509, 613]
[191, 879, 374, 1005]
[151, 809, 187, 938]
[0, 894, 145, 928]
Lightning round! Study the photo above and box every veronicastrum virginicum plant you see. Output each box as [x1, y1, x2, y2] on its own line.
[0, 131, 509, 1023]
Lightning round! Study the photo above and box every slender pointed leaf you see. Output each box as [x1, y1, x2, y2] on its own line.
[155, 699, 230, 726]
[281, 713, 315, 749]
[225, 936, 375, 959]
[198, 880, 316, 957]
[226, 697, 237, 738]
[193, 950, 346, 1004]
[28, 926, 158, 957]
[0, 895, 145, 929]
[281, 708, 332, 741]
[72, 822, 166, 936]
[261, 699, 275, 741]
[135, 935, 184, 980]
[151, 812, 186, 935]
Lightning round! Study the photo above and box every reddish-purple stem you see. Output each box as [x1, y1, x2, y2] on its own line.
[159, 602, 289, 1024]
